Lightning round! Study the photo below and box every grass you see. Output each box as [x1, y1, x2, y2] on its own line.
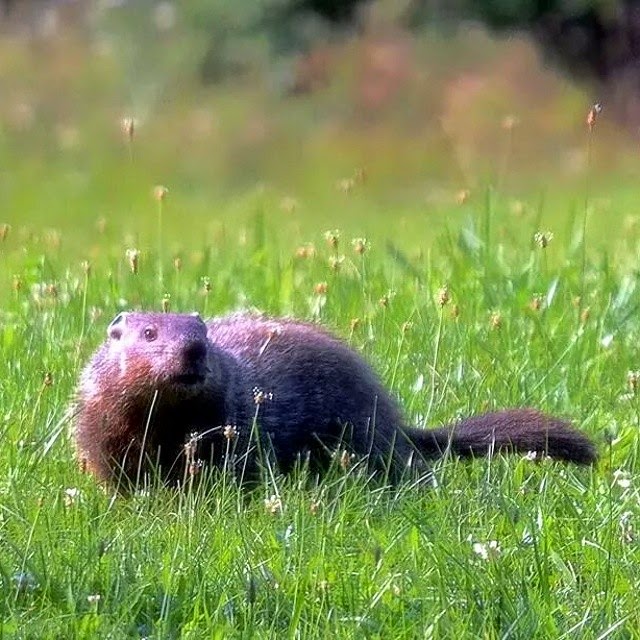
[2, 190, 640, 638]
[2, 29, 640, 640]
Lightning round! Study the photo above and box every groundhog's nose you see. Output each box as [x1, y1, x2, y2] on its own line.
[182, 339, 207, 366]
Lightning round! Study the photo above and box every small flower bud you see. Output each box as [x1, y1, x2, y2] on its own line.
[324, 230, 340, 250]
[328, 255, 344, 272]
[153, 185, 169, 202]
[456, 189, 470, 205]
[627, 370, 640, 394]
[533, 231, 553, 249]
[121, 117, 135, 141]
[126, 248, 140, 274]
[223, 425, 238, 441]
[587, 102, 602, 132]
[436, 285, 450, 307]
[351, 237, 369, 255]
[264, 495, 283, 515]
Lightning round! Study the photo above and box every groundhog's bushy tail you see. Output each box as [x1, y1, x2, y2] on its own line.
[408, 408, 597, 465]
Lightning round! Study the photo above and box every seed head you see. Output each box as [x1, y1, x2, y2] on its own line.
[328, 255, 344, 272]
[12, 275, 22, 292]
[587, 102, 602, 132]
[0, 223, 10, 241]
[280, 196, 298, 214]
[522, 450, 551, 463]
[530, 295, 543, 312]
[295, 243, 316, 259]
[173, 256, 182, 272]
[81, 260, 91, 277]
[354, 167, 367, 184]
[533, 231, 553, 249]
[153, 185, 169, 202]
[450, 304, 460, 319]
[63, 487, 81, 507]
[126, 248, 140, 274]
[350, 318, 360, 332]
[121, 117, 135, 141]
[314, 281, 328, 295]
[338, 449, 355, 471]
[324, 229, 340, 250]
[490, 311, 502, 330]
[580, 306, 590, 325]
[202, 276, 212, 294]
[627, 370, 640, 393]
[264, 495, 283, 515]
[378, 295, 389, 308]
[253, 387, 273, 405]
[43, 372, 53, 387]
[436, 285, 450, 307]
[456, 189, 470, 205]
[502, 115, 519, 131]
[223, 425, 238, 441]
[184, 432, 199, 466]
[188, 459, 204, 477]
[336, 178, 355, 193]
[161, 294, 171, 313]
[351, 237, 369, 255]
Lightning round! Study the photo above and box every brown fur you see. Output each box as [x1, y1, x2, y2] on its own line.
[73, 312, 597, 489]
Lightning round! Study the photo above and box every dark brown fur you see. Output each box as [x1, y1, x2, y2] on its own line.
[74, 312, 597, 488]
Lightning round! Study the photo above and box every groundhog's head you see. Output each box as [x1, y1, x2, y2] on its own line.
[81, 312, 212, 402]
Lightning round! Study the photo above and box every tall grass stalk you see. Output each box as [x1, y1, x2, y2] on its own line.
[581, 103, 601, 305]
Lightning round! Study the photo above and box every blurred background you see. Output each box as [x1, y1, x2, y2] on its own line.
[2, 0, 640, 252]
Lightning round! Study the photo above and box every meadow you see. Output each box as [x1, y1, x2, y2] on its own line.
[1, 27, 640, 639]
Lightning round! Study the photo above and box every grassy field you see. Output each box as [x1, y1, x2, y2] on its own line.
[2, 30, 640, 639]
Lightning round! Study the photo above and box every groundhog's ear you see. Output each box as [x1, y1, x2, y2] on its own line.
[107, 312, 127, 340]
[190, 311, 202, 319]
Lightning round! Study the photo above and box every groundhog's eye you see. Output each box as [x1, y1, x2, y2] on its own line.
[143, 326, 158, 342]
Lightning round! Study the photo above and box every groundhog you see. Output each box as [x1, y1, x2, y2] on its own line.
[73, 311, 597, 488]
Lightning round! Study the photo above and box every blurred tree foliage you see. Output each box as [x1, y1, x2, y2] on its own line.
[4, 0, 637, 120]
[176, 0, 640, 120]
